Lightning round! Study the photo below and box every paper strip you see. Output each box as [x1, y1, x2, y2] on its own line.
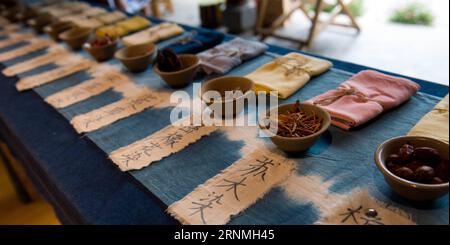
[316, 189, 415, 225]
[2, 46, 69, 76]
[0, 39, 54, 62]
[167, 148, 295, 225]
[110, 117, 217, 171]
[70, 89, 161, 133]
[45, 71, 130, 108]
[15, 57, 96, 91]
[0, 32, 35, 49]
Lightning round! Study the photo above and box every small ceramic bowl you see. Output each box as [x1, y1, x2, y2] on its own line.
[115, 42, 156, 72]
[15, 8, 38, 23]
[200, 76, 255, 119]
[27, 13, 53, 33]
[375, 136, 449, 201]
[154, 54, 199, 88]
[260, 103, 331, 153]
[44, 21, 74, 41]
[59, 26, 92, 50]
[84, 39, 117, 62]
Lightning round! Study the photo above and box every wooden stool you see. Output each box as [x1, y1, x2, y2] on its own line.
[256, 0, 361, 49]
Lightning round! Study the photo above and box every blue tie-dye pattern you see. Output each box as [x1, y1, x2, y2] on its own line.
[3, 28, 447, 224]
[0, 41, 29, 54]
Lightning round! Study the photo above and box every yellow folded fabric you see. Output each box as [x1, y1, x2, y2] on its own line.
[95, 11, 127, 24]
[245, 53, 332, 99]
[95, 25, 129, 38]
[116, 16, 151, 33]
[409, 95, 449, 143]
[122, 23, 184, 46]
[72, 18, 103, 29]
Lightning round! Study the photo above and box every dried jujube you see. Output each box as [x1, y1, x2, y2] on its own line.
[385, 143, 448, 185]
[399, 143, 414, 162]
[413, 147, 441, 165]
[414, 166, 435, 182]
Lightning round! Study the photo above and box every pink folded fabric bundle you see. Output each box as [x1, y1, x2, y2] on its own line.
[307, 70, 421, 130]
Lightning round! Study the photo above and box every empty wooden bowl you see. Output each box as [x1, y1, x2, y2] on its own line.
[44, 21, 74, 41]
[59, 26, 92, 50]
[154, 54, 199, 88]
[115, 42, 156, 72]
[200, 76, 255, 119]
[260, 103, 331, 153]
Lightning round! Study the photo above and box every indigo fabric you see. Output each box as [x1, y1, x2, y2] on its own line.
[164, 29, 225, 55]
[0, 24, 448, 224]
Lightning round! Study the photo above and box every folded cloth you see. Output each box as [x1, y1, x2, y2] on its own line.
[245, 52, 332, 99]
[122, 22, 184, 46]
[116, 16, 151, 33]
[165, 30, 225, 54]
[306, 70, 421, 130]
[95, 11, 127, 24]
[409, 95, 449, 143]
[198, 37, 268, 74]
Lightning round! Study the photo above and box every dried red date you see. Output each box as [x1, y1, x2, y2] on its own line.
[413, 147, 441, 165]
[415, 166, 435, 182]
[398, 143, 414, 162]
[431, 177, 444, 185]
[394, 167, 415, 181]
[387, 154, 402, 164]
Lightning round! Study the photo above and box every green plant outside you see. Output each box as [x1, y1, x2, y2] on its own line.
[390, 2, 434, 26]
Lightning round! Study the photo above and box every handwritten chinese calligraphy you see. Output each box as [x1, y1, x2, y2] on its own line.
[0, 32, 35, 49]
[15, 57, 96, 91]
[71, 89, 161, 133]
[110, 117, 216, 171]
[167, 149, 295, 225]
[0, 38, 54, 62]
[45, 71, 130, 108]
[2, 46, 69, 77]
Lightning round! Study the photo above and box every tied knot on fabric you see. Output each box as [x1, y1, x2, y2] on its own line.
[174, 31, 204, 46]
[275, 57, 311, 77]
[313, 85, 371, 106]
[204, 47, 243, 62]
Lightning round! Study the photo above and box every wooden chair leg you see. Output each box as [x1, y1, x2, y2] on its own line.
[0, 144, 32, 204]
[338, 0, 361, 32]
[304, 0, 324, 49]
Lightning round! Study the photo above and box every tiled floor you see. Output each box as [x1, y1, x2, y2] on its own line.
[164, 0, 449, 86]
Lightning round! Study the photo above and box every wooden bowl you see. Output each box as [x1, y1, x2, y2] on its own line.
[260, 103, 331, 153]
[375, 136, 449, 201]
[44, 21, 74, 41]
[27, 13, 53, 33]
[200, 76, 255, 119]
[84, 39, 118, 62]
[59, 26, 92, 50]
[115, 42, 156, 72]
[154, 54, 199, 88]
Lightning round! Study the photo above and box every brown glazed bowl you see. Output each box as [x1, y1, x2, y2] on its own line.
[375, 136, 449, 201]
[27, 13, 53, 33]
[260, 103, 331, 153]
[84, 39, 118, 62]
[200, 76, 255, 119]
[59, 26, 92, 50]
[154, 54, 199, 88]
[115, 42, 156, 72]
[44, 21, 74, 41]
[15, 7, 38, 23]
